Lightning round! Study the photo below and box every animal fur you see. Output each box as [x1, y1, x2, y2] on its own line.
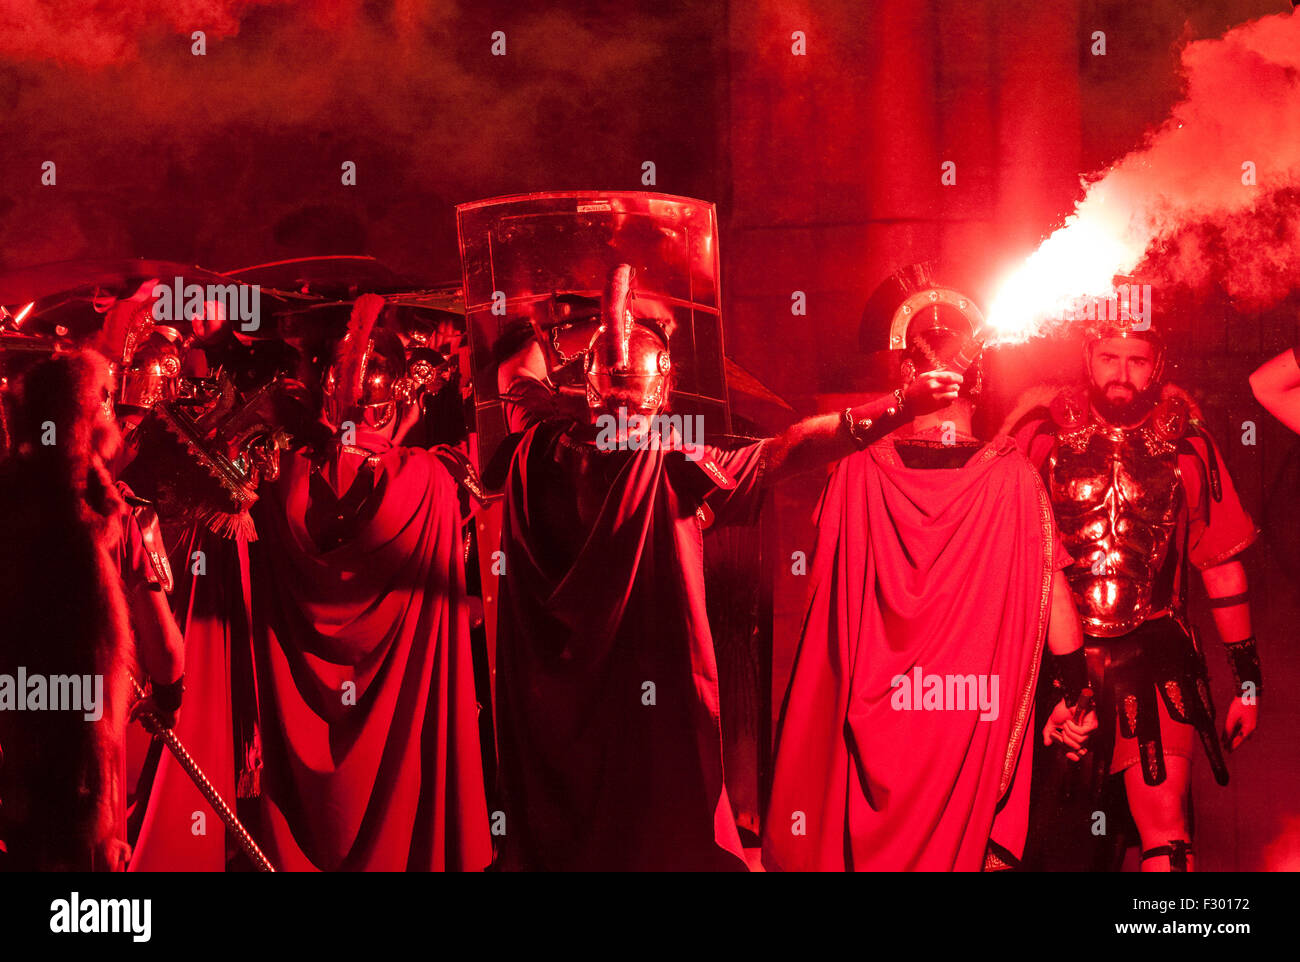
[0, 350, 133, 869]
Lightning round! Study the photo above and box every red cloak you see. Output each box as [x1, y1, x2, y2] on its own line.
[131, 439, 491, 871]
[128, 530, 243, 871]
[239, 440, 491, 871]
[764, 436, 1061, 871]
[494, 420, 766, 870]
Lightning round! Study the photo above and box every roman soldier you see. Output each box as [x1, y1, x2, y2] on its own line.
[1013, 301, 1261, 872]
[764, 264, 1095, 872]
[233, 294, 491, 871]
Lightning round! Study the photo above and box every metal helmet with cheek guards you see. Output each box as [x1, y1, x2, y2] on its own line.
[100, 289, 183, 412]
[323, 294, 408, 430]
[584, 263, 672, 416]
[117, 324, 184, 411]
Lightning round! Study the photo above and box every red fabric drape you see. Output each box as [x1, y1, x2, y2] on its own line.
[129, 530, 240, 871]
[494, 422, 764, 870]
[764, 437, 1056, 871]
[242, 443, 491, 871]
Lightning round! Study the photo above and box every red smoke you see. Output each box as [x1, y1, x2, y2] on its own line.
[0, 1, 288, 68]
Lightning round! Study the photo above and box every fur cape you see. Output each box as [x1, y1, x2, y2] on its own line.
[0, 350, 133, 869]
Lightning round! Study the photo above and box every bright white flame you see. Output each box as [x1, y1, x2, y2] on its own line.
[986, 190, 1148, 345]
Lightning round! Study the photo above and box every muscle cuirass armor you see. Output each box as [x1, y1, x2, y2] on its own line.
[1048, 418, 1183, 637]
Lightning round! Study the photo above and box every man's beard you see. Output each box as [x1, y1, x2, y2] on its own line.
[1090, 380, 1157, 425]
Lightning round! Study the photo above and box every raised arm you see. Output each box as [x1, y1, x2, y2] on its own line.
[760, 371, 962, 484]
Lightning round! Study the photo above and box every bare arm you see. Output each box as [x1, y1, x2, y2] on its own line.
[1201, 558, 1252, 644]
[498, 338, 548, 394]
[130, 586, 184, 684]
[1200, 557, 1259, 753]
[127, 586, 185, 728]
[1046, 569, 1083, 655]
[761, 371, 962, 485]
[1249, 348, 1300, 435]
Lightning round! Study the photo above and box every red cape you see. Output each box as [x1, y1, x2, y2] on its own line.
[764, 437, 1057, 871]
[494, 421, 764, 870]
[129, 529, 243, 871]
[134, 441, 492, 872]
[242, 443, 492, 870]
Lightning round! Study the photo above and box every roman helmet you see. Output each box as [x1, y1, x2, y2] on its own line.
[583, 263, 673, 417]
[94, 282, 184, 412]
[858, 261, 985, 397]
[323, 294, 409, 430]
[118, 324, 185, 411]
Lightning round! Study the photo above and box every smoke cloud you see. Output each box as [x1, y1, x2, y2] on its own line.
[0, 1, 720, 277]
[990, 11, 1300, 329]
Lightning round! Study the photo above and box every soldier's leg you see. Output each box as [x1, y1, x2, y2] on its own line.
[1124, 756, 1193, 871]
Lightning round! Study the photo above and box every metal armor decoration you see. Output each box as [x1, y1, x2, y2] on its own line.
[584, 263, 672, 417]
[126, 372, 315, 541]
[1047, 391, 1186, 637]
[1037, 302, 1230, 789]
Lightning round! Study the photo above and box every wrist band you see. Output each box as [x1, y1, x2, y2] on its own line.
[842, 408, 870, 449]
[1142, 840, 1192, 872]
[152, 674, 185, 714]
[1207, 591, 1250, 609]
[844, 393, 909, 450]
[1224, 637, 1262, 694]
[1053, 648, 1088, 705]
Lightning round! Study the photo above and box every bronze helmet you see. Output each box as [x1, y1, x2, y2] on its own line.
[117, 321, 184, 412]
[584, 263, 672, 416]
[859, 262, 985, 397]
[323, 294, 408, 430]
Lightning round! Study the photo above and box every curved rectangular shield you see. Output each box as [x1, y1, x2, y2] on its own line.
[456, 190, 729, 480]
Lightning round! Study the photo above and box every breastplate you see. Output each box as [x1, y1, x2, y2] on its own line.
[1048, 420, 1183, 637]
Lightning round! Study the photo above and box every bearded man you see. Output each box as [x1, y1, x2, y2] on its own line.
[1014, 309, 1260, 872]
